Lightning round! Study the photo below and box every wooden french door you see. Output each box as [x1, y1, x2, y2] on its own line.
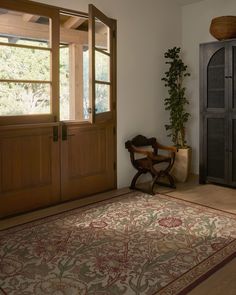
[61, 5, 116, 201]
[0, 3, 116, 217]
[0, 0, 60, 218]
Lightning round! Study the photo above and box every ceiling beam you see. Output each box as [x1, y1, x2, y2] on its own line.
[63, 16, 86, 29]
[0, 14, 106, 46]
[23, 14, 40, 23]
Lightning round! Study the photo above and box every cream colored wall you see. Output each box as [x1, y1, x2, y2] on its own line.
[33, 0, 182, 188]
[182, 0, 236, 173]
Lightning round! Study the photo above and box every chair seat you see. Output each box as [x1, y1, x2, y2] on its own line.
[149, 153, 171, 162]
[135, 154, 171, 170]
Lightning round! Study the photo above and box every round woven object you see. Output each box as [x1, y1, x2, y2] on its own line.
[210, 16, 236, 40]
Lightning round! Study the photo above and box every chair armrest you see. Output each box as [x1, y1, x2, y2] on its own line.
[156, 142, 177, 153]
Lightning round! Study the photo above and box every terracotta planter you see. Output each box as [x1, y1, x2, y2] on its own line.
[171, 147, 192, 183]
[210, 16, 236, 41]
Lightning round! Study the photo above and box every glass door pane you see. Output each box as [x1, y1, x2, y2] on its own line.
[59, 12, 89, 122]
[94, 18, 111, 115]
[89, 4, 113, 122]
[0, 9, 52, 117]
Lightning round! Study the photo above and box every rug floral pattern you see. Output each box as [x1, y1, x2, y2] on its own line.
[1, 193, 236, 295]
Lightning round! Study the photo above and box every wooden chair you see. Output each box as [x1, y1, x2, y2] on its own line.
[125, 135, 177, 195]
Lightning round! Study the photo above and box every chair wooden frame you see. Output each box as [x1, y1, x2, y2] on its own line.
[125, 135, 177, 195]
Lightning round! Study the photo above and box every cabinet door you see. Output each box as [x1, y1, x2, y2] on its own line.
[200, 43, 228, 184]
[204, 115, 228, 184]
[229, 117, 236, 185]
[229, 43, 236, 110]
[228, 42, 236, 186]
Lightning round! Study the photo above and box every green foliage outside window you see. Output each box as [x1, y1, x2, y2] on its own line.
[0, 38, 110, 119]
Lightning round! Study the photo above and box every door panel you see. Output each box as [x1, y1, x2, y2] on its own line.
[0, 125, 60, 217]
[61, 123, 115, 201]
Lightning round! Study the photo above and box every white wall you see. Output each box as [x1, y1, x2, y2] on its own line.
[34, 0, 182, 188]
[182, 0, 236, 173]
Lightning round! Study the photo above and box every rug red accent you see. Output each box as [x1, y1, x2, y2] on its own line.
[1, 192, 236, 295]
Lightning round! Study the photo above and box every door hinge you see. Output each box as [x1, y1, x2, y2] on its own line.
[113, 162, 116, 170]
[113, 127, 116, 135]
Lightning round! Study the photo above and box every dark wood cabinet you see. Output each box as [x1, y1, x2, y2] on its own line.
[200, 39, 236, 187]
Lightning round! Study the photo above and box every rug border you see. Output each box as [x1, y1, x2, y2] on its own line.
[155, 239, 236, 295]
[162, 192, 236, 218]
[177, 251, 236, 295]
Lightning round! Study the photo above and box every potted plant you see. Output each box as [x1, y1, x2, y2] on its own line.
[162, 46, 191, 182]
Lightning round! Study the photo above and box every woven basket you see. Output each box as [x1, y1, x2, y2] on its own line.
[210, 16, 236, 40]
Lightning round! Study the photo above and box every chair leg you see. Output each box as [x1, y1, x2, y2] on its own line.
[130, 170, 143, 190]
[167, 173, 176, 188]
[150, 175, 158, 195]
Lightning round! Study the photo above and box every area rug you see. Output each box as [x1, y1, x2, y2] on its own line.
[1, 192, 236, 295]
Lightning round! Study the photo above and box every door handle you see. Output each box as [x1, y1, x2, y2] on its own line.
[62, 124, 67, 141]
[62, 125, 76, 141]
[53, 126, 58, 142]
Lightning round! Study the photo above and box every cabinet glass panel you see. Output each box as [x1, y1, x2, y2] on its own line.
[207, 48, 225, 108]
[233, 47, 236, 109]
[207, 118, 225, 179]
[233, 119, 236, 182]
